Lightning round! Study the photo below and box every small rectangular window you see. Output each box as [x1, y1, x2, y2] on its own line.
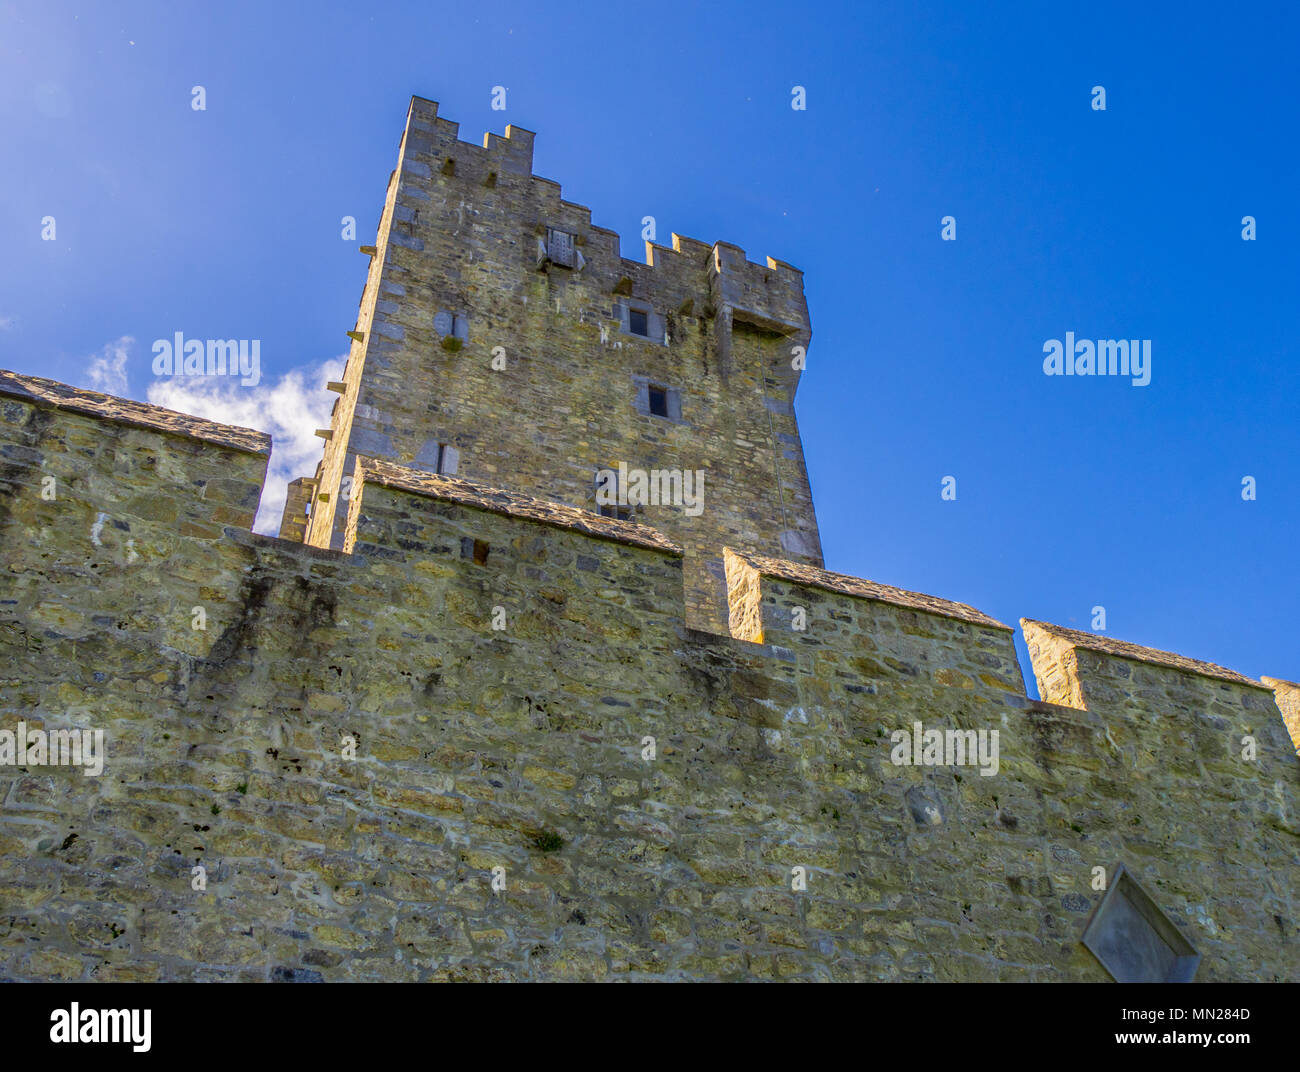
[434, 444, 459, 476]
[435, 310, 469, 341]
[636, 380, 679, 420]
[628, 308, 649, 337]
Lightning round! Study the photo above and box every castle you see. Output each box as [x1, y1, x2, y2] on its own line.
[1, 97, 1297, 982]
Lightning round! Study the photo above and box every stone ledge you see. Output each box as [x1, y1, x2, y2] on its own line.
[0, 370, 271, 456]
[1022, 618, 1264, 690]
[729, 548, 1010, 631]
[359, 458, 683, 555]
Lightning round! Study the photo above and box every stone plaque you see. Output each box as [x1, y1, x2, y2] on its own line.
[1081, 864, 1200, 982]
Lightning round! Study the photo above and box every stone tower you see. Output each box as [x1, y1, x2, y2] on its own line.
[4, 96, 1299, 984]
[297, 97, 822, 632]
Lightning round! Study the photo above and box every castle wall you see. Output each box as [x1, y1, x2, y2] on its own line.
[304, 98, 822, 633]
[2, 380, 1297, 982]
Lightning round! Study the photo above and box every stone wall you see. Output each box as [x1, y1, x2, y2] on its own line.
[1, 374, 1298, 982]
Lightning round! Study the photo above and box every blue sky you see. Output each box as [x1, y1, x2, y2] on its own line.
[1, 1, 1296, 691]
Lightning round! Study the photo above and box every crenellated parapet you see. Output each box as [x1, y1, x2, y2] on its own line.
[1, 384, 1298, 982]
[0, 370, 269, 541]
[0, 370, 269, 457]
[356, 457, 682, 555]
[395, 96, 811, 340]
[2, 374, 1292, 748]
[2, 371, 1293, 752]
[1020, 620, 1295, 763]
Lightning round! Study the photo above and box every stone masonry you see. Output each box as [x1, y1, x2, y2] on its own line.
[0, 99, 1297, 982]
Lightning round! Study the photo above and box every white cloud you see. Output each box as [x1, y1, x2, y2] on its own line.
[0, 316, 14, 331]
[147, 357, 345, 537]
[85, 335, 133, 395]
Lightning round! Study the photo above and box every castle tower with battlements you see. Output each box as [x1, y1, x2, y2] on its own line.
[1, 98, 1298, 983]
[296, 97, 821, 634]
